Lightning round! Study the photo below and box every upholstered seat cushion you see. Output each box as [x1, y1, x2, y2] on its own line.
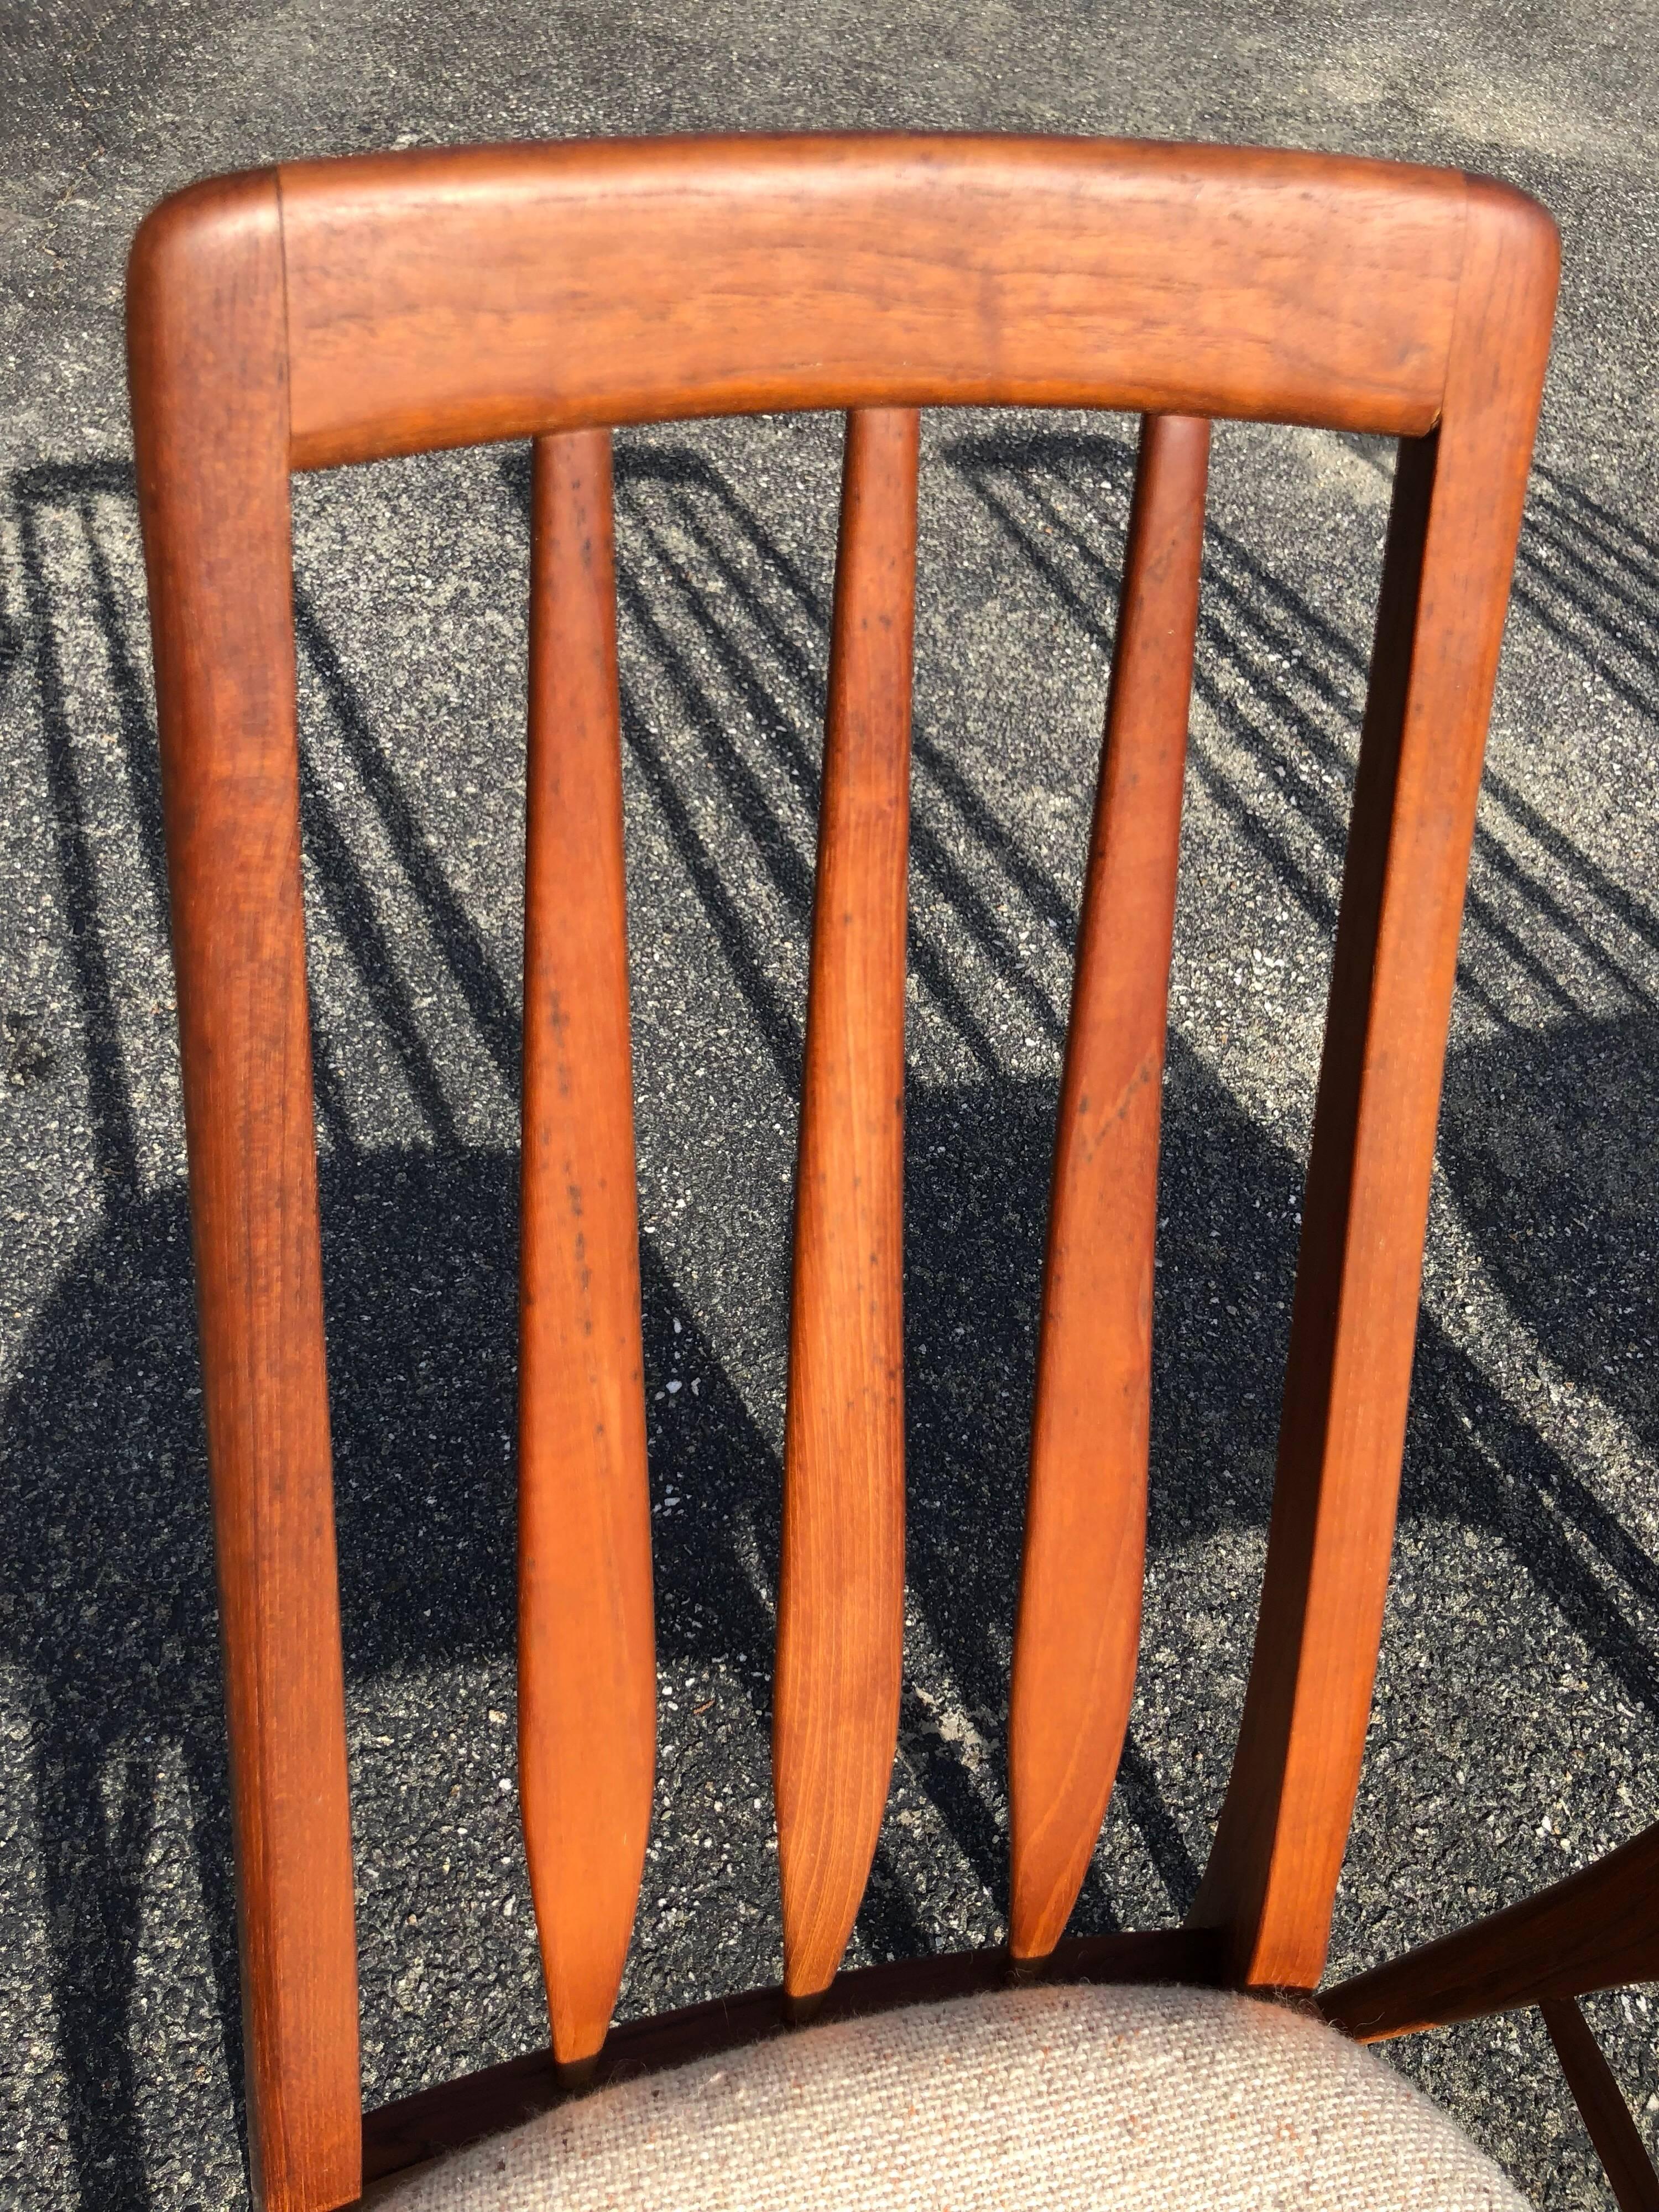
[377, 1981, 1528, 2210]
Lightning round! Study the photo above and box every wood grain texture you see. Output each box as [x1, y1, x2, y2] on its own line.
[128, 134, 1561, 2205]
[356, 1926, 1224, 2193]
[1008, 412, 1209, 1963]
[274, 137, 1469, 469]
[1322, 1819, 1659, 2039]
[519, 429, 656, 2068]
[1541, 1999, 1659, 2212]
[1187, 179, 1559, 1994]
[774, 408, 919, 2002]
[127, 174, 361, 2212]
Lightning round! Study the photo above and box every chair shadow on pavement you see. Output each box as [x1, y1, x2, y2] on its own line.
[2, 435, 1656, 2207]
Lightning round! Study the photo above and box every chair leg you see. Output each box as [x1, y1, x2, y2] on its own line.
[1541, 1997, 1659, 2212]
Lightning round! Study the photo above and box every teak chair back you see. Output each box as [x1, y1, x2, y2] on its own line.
[127, 135, 1558, 2212]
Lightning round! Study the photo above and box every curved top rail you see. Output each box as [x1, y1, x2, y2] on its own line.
[254, 134, 1483, 467]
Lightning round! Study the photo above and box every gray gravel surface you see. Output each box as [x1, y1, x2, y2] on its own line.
[2, 3, 1657, 2207]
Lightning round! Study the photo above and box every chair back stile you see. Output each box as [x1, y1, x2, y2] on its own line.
[1188, 187, 1558, 1988]
[129, 168, 362, 2212]
[124, 138, 1559, 2212]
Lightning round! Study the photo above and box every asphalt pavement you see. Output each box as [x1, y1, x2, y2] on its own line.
[2, 3, 1657, 2206]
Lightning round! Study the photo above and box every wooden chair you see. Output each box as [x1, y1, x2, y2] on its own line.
[127, 135, 1562, 2211]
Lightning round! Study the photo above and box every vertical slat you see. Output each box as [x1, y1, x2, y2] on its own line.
[774, 406, 919, 2007]
[1541, 2000, 1659, 2212]
[128, 177, 361, 2212]
[1008, 413, 1209, 1964]
[1189, 180, 1559, 1991]
[519, 429, 655, 2070]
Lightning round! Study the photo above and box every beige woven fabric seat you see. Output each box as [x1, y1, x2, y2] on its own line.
[375, 1983, 1528, 2211]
